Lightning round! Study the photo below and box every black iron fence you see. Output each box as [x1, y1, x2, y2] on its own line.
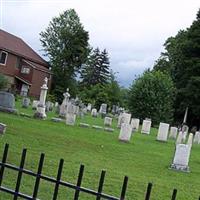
[0, 143, 178, 200]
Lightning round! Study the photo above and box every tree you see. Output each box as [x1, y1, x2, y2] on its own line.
[153, 9, 200, 127]
[128, 70, 176, 125]
[40, 9, 89, 102]
[80, 48, 110, 87]
[0, 74, 8, 90]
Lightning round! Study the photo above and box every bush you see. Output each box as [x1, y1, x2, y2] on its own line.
[0, 74, 8, 90]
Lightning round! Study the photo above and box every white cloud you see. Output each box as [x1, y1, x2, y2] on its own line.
[1, 0, 200, 86]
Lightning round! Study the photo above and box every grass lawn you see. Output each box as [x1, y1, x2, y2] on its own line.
[0, 99, 200, 199]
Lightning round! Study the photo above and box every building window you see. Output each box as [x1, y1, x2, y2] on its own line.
[21, 66, 30, 74]
[0, 51, 8, 65]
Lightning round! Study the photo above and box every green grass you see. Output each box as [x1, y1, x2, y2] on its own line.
[0, 100, 199, 199]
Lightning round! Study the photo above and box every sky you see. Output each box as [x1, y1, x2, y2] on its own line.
[0, 0, 200, 87]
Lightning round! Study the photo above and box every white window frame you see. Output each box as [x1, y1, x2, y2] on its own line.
[0, 51, 8, 65]
[21, 66, 30, 74]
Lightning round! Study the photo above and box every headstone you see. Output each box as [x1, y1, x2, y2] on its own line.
[87, 103, 92, 112]
[187, 133, 193, 147]
[99, 103, 107, 117]
[46, 101, 51, 112]
[0, 91, 17, 113]
[176, 131, 187, 144]
[117, 113, 131, 128]
[193, 131, 200, 144]
[0, 123, 6, 134]
[169, 127, 178, 139]
[104, 127, 114, 132]
[104, 117, 112, 126]
[119, 123, 132, 142]
[92, 125, 103, 130]
[111, 105, 117, 114]
[22, 97, 30, 108]
[170, 144, 191, 172]
[34, 77, 48, 119]
[59, 89, 70, 117]
[91, 108, 98, 117]
[182, 125, 189, 134]
[79, 123, 90, 128]
[51, 117, 62, 122]
[66, 113, 76, 125]
[157, 122, 170, 142]
[131, 118, 140, 131]
[141, 119, 151, 134]
[32, 100, 39, 110]
[55, 102, 59, 107]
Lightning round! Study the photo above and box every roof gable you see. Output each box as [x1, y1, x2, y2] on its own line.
[0, 29, 49, 67]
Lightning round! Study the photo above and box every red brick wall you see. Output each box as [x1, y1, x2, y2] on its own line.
[0, 52, 19, 77]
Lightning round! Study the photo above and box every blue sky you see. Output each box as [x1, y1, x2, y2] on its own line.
[1, 0, 199, 87]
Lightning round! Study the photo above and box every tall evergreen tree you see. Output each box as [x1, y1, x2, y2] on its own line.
[80, 48, 110, 86]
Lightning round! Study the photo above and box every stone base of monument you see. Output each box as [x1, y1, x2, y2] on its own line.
[34, 105, 46, 119]
[0, 106, 18, 114]
[170, 164, 190, 172]
[0, 123, 6, 134]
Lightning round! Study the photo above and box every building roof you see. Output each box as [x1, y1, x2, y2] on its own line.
[0, 29, 49, 68]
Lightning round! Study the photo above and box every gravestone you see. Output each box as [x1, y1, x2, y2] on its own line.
[0, 123, 6, 134]
[99, 103, 107, 117]
[79, 123, 90, 128]
[46, 101, 51, 112]
[104, 117, 112, 126]
[193, 131, 200, 144]
[91, 108, 98, 117]
[111, 105, 117, 114]
[66, 113, 76, 125]
[182, 125, 189, 134]
[187, 133, 193, 147]
[170, 144, 191, 172]
[117, 113, 131, 128]
[92, 125, 103, 130]
[141, 119, 151, 134]
[169, 127, 178, 139]
[119, 123, 132, 142]
[51, 117, 62, 122]
[157, 122, 170, 142]
[87, 103, 92, 112]
[176, 131, 187, 144]
[34, 77, 48, 119]
[22, 97, 30, 108]
[0, 91, 17, 113]
[32, 100, 39, 110]
[104, 127, 114, 132]
[131, 118, 140, 131]
[59, 89, 70, 117]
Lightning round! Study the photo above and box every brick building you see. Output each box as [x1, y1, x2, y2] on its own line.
[0, 29, 52, 97]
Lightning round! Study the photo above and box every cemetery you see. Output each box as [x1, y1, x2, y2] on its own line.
[0, 88, 200, 200]
[0, 4, 200, 200]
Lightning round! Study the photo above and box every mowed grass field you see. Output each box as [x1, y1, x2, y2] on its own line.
[0, 100, 200, 200]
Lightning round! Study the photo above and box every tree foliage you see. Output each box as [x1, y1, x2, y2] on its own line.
[153, 9, 200, 126]
[40, 9, 89, 101]
[80, 48, 110, 87]
[0, 74, 8, 90]
[128, 70, 176, 125]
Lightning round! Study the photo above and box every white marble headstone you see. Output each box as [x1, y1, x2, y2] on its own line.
[131, 118, 140, 131]
[91, 108, 97, 117]
[169, 127, 178, 139]
[117, 113, 131, 128]
[157, 122, 170, 142]
[141, 120, 151, 134]
[87, 103, 92, 112]
[187, 133, 193, 147]
[119, 123, 132, 142]
[66, 113, 76, 125]
[32, 100, 39, 109]
[193, 131, 200, 144]
[104, 117, 112, 126]
[171, 144, 191, 172]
